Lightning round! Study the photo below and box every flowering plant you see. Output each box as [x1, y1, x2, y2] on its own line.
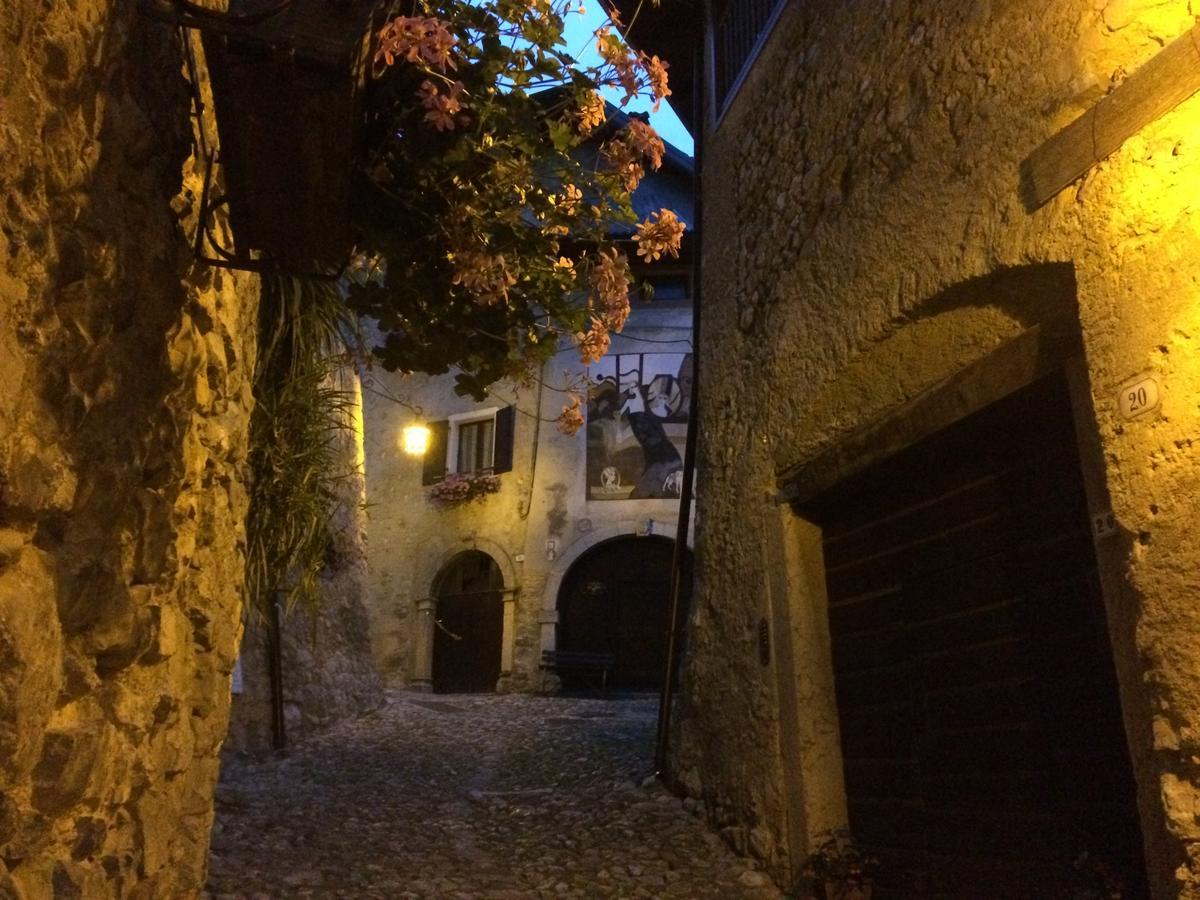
[427, 471, 502, 506]
[346, 0, 683, 422]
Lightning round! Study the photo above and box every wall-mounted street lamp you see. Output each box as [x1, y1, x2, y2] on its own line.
[402, 423, 431, 457]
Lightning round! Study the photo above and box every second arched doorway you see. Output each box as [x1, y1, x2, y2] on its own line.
[431, 551, 504, 693]
[556, 535, 691, 691]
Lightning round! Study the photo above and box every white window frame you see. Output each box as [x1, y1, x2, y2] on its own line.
[447, 407, 501, 475]
[710, 0, 790, 129]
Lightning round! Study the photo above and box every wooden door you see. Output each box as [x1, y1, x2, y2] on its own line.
[431, 552, 503, 693]
[808, 374, 1147, 899]
[557, 536, 685, 690]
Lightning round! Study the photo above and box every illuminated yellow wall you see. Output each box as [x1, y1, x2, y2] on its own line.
[683, 0, 1200, 895]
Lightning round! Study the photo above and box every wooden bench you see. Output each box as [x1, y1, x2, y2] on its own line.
[539, 650, 616, 695]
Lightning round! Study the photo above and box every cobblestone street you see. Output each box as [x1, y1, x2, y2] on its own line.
[204, 692, 784, 899]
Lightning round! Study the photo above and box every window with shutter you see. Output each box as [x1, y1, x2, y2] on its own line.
[492, 405, 515, 474]
[438, 406, 516, 477]
[422, 420, 450, 485]
[456, 418, 495, 473]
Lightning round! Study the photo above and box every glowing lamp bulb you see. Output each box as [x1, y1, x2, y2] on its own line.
[402, 424, 431, 456]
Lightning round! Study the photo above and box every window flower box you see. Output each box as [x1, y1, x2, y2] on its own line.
[427, 471, 500, 507]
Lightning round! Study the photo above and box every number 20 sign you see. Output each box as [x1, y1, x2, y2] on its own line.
[1118, 374, 1161, 421]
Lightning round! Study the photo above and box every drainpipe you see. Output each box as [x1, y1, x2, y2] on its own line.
[268, 592, 287, 751]
[518, 357, 546, 521]
[655, 17, 705, 780]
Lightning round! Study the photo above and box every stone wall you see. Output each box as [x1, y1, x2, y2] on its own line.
[0, 4, 258, 897]
[676, 0, 1200, 896]
[225, 372, 382, 752]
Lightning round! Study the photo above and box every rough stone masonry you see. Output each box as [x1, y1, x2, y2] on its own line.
[674, 0, 1200, 897]
[0, 2, 259, 895]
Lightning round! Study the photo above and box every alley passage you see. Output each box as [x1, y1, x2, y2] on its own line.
[204, 693, 784, 900]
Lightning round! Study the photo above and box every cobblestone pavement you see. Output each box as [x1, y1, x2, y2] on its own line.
[205, 692, 784, 900]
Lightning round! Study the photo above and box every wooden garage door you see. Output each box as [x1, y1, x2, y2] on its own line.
[810, 374, 1147, 898]
[557, 536, 686, 690]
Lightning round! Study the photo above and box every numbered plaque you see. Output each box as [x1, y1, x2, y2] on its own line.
[1118, 374, 1161, 421]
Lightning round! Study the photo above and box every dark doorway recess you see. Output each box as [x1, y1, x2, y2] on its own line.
[432, 551, 503, 694]
[557, 536, 690, 691]
[803, 373, 1147, 899]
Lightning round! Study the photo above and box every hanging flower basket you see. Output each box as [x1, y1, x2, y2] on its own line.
[427, 472, 501, 507]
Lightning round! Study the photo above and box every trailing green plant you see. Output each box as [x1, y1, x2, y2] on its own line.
[244, 275, 362, 618]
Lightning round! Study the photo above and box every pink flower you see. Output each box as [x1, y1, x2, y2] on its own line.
[625, 120, 664, 171]
[590, 248, 631, 332]
[376, 16, 458, 72]
[418, 80, 466, 131]
[633, 209, 685, 262]
[601, 121, 663, 191]
[559, 183, 583, 216]
[595, 26, 639, 106]
[428, 471, 501, 506]
[451, 252, 518, 306]
[575, 316, 611, 365]
[556, 392, 585, 435]
[640, 53, 671, 113]
[576, 91, 606, 134]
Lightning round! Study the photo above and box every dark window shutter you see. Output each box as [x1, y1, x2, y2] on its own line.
[422, 420, 449, 485]
[492, 406, 515, 474]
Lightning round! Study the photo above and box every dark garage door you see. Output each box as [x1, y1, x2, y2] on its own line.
[557, 535, 689, 690]
[808, 374, 1147, 898]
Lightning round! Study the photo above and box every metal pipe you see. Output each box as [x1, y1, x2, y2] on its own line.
[655, 14, 706, 780]
[268, 594, 287, 751]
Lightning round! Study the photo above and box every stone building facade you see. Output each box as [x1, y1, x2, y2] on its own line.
[362, 294, 694, 695]
[654, 0, 1200, 897]
[0, 4, 258, 896]
[362, 142, 696, 694]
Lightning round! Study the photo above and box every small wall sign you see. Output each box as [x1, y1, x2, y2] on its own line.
[1118, 374, 1161, 421]
[1092, 509, 1119, 541]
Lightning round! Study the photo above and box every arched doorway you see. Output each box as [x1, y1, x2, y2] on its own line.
[431, 551, 504, 693]
[556, 536, 690, 691]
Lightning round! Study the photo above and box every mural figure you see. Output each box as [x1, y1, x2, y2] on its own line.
[587, 353, 691, 500]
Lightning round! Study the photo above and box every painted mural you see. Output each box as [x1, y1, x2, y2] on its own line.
[586, 353, 692, 500]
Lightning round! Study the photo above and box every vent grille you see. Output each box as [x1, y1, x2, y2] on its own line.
[757, 617, 770, 666]
[714, 0, 785, 111]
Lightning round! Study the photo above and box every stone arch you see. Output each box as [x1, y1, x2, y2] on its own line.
[417, 536, 519, 604]
[540, 519, 691, 616]
[409, 537, 520, 692]
[547, 531, 693, 691]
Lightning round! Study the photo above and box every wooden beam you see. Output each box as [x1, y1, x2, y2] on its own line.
[1021, 24, 1200, 210]
[777, 324, 1085, 509]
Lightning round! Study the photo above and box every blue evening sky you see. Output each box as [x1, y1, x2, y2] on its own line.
[558, 5, 694, 157]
